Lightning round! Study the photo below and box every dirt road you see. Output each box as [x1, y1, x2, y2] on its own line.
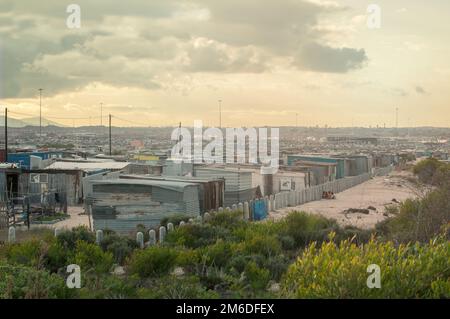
[270, 172, 418, 229]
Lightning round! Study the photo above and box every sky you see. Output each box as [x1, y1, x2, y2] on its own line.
[1, 0, 449, 128]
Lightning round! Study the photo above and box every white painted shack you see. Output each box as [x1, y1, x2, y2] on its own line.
[194, 166, 260, 207]
[87, 179, 201, 233]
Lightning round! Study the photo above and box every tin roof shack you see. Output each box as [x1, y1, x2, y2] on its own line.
[122, 163, 163, 175]
[0, 164, 22, 202]
[371, 153, 397, 168]
[270, 169, 309, 194]
[194, 166, 261, 207]
[87, 179, 201, 233]
[333, 155, 371, 177]
[7, 151, 64, 169]
[19, 169, 82, 206]
[36, 160, 131, 205]
[287, 155, 345, 180]
[163, 160, 194, 177]
[119, 175, 224, 213]
[228, 165, 310, 196]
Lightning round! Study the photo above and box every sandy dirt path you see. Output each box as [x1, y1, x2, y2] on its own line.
[32, 206, 91, 231]
[269, 172, 418, 229]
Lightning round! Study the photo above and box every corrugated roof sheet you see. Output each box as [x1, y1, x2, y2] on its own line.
[90, 178, 198, 193]
[46, 161, 129, 171]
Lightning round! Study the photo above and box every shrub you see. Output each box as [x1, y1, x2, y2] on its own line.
[78, 275, 138, 299]
[238, 234, 282, 258]
[280, 212, 339, 247]
[160, 214, 191, 227]
[100, 233, 138, 264]
[5, 240, 44, 268]
[244, 261, 271, 291]
[282, 235, 450, 298]
[209, 211, 246, 229]
[138, 275, 219, 299]
[44, 241, 70, 273]
[377, 187, 450, 243]
[200, 240, 234, 268]
[0, 263, 76, 299]
[57, 226, 95, 250]
[128, 246, 179, 278]
[166, 224, 222, 248]
[71, 241, 114, 275]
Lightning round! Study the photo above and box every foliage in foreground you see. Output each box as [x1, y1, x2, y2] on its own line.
[282, 234, 450, 298]
[0, 210, 448, 299]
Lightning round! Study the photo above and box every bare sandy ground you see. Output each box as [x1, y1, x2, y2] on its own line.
[269, 171, 418, 229]
[32, 206, 91, 231]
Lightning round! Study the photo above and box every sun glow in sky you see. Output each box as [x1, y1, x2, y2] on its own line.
[1, 0, 450, 127]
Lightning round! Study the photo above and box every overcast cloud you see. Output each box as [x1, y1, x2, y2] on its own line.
[0, 0, 368, 98]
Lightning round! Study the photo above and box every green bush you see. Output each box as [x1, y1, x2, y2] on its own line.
[44, 241, 70, 273]
[280, 212, 339, 248]
[0, 263, 76, 299]
[128, 246, 179, 278]
[71, 241, 114, 275]
[100, 233, 138, 264]
[282, 234, 450, 298]
[413, 158, 444, 185]
[238, 233, 282, 258]
[5, 240, 44, 268]
[138, 275, 219, 299]
[160, 214, 192, 227]
[57, 226, 95, 250]
[166, 224, 223, 248]
[377, 187, 450, 243]
[200, 240, 234, 268]
[244, 261, 271, 291]
[209, 211, 246, 229]
[78, 275, 138, 299]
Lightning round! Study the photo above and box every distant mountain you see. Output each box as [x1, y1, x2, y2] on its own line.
[0, 117, 65, 127]
[0, 118, 28, 127]
[20, 117, 65, 127]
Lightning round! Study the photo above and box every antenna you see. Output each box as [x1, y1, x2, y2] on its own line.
[218, 99, 222, 129]
[109, 114, 112, 155]
[100, 103, 103, 126]
[396, 107, 399, 129]
[4, 108, 8, 162]
[38, 88, 43, 137]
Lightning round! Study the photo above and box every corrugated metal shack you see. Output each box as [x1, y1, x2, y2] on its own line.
[124, 163, 163, 175]
[333, 155, 371, 177]
[19, 169, 82, 205]
[119, 174, 224, 213]
[287, 155, 345, 179]
[7, 151, 64, 169]
[0, 164, 22, 202]
[87, 179, 201, 233]
[194, 166, 261, 207]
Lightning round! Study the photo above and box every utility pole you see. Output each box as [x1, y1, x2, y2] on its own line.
[396, 107, 399, 129]
[109, 114, 112, 155]
[4, 108, 7, 162]
[100, 103, 103, 126]
[218, 99, 222, 129]
[38, 88, 43, 136]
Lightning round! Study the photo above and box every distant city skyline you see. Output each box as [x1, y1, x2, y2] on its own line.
[1, 0, 450, 127]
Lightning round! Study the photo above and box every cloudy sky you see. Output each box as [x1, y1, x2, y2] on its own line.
[1, 0, 449, 127]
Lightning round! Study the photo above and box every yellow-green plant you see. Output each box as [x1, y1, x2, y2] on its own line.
[282, 234, 450, 298]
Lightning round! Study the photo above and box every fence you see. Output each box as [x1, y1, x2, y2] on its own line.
[372, 165, 394, 177]
[270, 173, 371, 211]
